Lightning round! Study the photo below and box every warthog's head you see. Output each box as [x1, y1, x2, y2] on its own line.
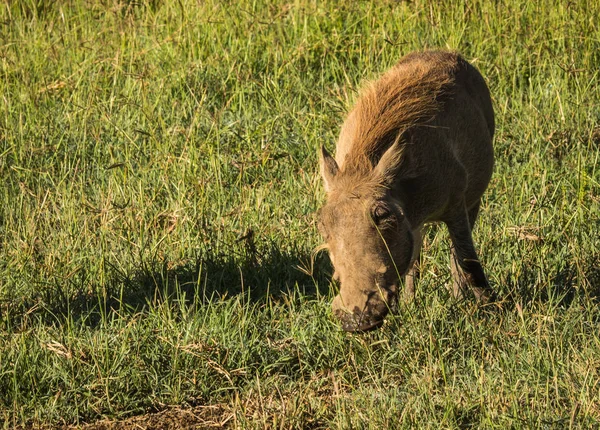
[318, 143, 414, 332]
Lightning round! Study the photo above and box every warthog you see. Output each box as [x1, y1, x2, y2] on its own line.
[318, 50, 496, 332]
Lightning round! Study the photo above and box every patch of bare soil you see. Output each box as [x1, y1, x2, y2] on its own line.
[62, 405, 234, 430]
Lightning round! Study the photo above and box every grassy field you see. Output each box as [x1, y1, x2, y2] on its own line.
[1, 0, 600, 428]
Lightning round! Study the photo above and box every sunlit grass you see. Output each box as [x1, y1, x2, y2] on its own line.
[1, 0, 600, 427]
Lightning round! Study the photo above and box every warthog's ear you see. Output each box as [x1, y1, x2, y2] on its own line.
[319, 145, 339, 193]
[374, 141, 404, 186]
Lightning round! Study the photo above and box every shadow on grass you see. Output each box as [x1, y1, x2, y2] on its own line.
[3, 238, 334, 329]
[7, 239, 599, 329]
[500, 253, 600, 309]
[425, 252, 600, 326]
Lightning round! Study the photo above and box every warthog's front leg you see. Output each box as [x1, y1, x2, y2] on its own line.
[403, 227, 422, 303]
[445, 201, 496, 303]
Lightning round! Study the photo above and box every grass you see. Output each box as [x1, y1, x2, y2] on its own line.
[1, 0, 600, 427]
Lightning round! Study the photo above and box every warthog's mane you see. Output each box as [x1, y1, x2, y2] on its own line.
[344, 51, 460, 174]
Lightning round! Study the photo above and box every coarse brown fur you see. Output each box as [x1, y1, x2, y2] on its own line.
[318, 50, 495, 332]
[341, 52, 457, 173]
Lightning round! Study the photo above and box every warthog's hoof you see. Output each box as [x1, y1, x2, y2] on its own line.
[446, 281, 497, 304]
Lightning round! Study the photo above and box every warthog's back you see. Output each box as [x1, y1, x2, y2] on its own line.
[335, 50, 494, 228]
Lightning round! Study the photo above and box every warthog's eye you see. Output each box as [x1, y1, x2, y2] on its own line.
[372, 205, 392, 225]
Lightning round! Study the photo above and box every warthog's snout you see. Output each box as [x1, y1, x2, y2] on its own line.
[332, 287, 398, 332]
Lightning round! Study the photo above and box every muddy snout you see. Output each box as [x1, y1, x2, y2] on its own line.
[332, 288, 398, 332]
